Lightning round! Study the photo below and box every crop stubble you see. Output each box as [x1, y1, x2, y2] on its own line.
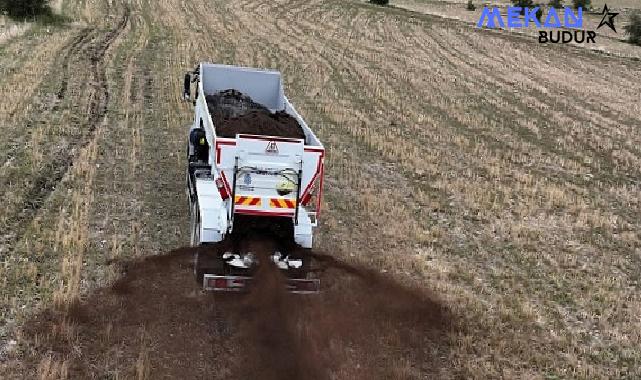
[1, 0, 640, 378]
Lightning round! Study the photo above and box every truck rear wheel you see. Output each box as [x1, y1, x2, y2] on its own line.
[185, 161, 192, 209]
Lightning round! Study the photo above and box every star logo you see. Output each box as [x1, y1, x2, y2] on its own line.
[597, 4, 619, 33]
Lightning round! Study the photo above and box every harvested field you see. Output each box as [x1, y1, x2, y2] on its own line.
[0, 0, 640, 379]
[207, 90, 306, 140]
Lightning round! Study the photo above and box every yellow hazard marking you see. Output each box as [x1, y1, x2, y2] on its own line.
[269, 198, 296, 209]
[234, 196, 261, 206]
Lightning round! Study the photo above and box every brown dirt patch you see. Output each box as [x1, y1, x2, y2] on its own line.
[16, 246, 454, 379]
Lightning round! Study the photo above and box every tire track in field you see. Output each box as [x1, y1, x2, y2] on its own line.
[2, 34, 90, 123]
[52, 32, 91, 104]
[0, 31, 75, 170]
[0, 9, 130, 258]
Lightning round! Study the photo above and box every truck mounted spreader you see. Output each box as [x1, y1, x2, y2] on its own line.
[183, 63, 324, 293]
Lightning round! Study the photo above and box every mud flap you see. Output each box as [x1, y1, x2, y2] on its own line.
[294, 208, 314, 248]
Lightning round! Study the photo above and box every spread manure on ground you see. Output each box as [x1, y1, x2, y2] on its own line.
[19, 246, 454, 379]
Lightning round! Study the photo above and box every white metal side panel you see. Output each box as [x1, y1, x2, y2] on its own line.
[200, 63, 285, 111]
[284, 97, 322, 147]
[300, 148, 324, 202]
[235, 136, 302, 214]
[213, 138, 323, 217]
[195, 178, 228, 242]
[236, 136, 303, 167]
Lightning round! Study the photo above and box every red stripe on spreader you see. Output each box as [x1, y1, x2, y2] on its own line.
[284, 199, 295, 208]
[215, 139, 236, 164]
[220, 171, 231, 196]
[249, 197, 261, 206]
[237, 134, 303, 143]
[300, 150, 324, 203]
[317, 159, 324, 216]
[236, 196, 246, 204]
[216, 138, 236, 145]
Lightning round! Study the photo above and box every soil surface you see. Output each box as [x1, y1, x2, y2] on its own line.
[207, 90, 306, 141]
[19, 246, 454, 379]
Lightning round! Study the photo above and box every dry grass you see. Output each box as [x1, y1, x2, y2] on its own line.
[0, 17, 31, 45]
[134, 327, 151, 380]
[36, 355, 68, 380]
[1, 0, 640, 378]
[51, 130, 100, 308]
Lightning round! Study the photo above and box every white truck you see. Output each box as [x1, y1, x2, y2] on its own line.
[183, 63, 324, 293]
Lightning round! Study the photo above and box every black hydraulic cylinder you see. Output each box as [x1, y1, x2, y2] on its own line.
[294, 168, 302, 225]
[183, 73, 191, 99]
